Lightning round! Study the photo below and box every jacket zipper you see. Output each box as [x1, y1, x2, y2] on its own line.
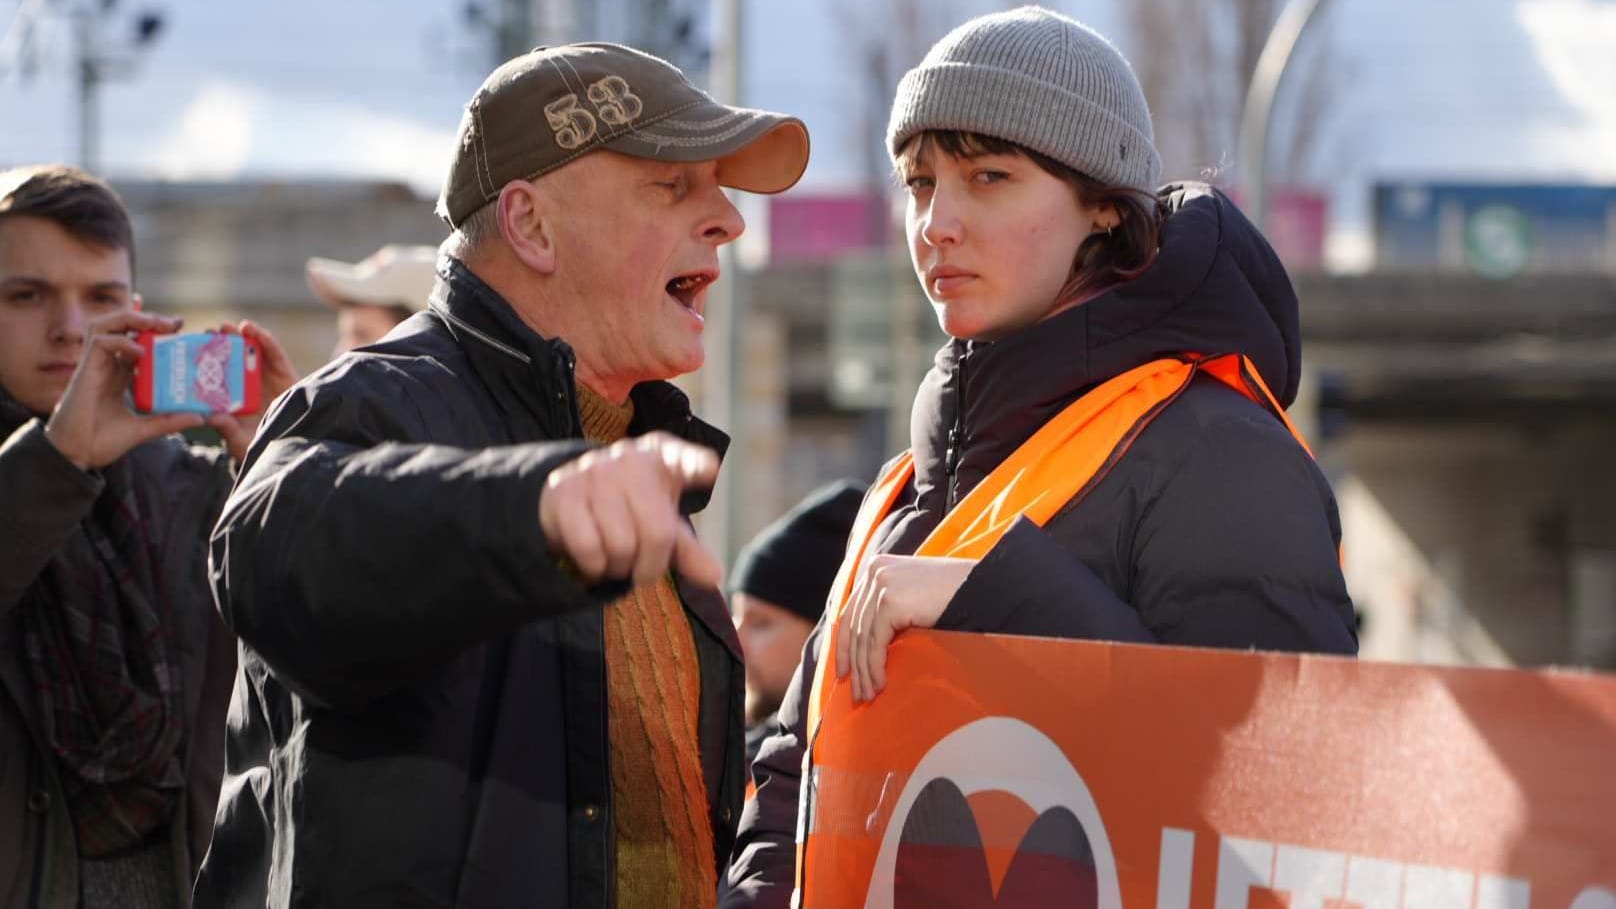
[547, 344, 611, 898]
[565, 346, 613, 898]
[553, 347, 583, 439]
[945, 348, 968, 511]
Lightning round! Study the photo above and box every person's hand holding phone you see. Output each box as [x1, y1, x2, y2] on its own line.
[44, 310, 206, 470]
[207, 320, 299, 465]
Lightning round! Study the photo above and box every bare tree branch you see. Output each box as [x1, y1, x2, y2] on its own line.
[1126, 0, 1344, 189]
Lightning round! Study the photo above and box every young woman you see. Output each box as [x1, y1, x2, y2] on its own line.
[721, 7, 1356, 907]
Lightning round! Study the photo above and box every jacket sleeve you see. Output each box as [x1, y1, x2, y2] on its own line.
[721, 618, 823, 909]
[937, 518, 1155, 641]
[937, 407, 1355, 654]
[209, 364, 610, 711]
[0, 419, 103, 617]
[1127, 409, 1357, 653]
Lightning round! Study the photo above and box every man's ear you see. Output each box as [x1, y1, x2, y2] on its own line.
[497, 180, 557, 275]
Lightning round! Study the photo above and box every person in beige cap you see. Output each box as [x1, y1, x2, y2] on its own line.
[195, 42, 808, 909]
[306, 243, 438, 356]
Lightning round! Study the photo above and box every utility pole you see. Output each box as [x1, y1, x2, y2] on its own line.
[0, 0, 163, 174]
[463, 0, 548, 67]
[704, 0, 743, 561]
[1237, 0, 1330, 233]
[76, 1, 166, 174]
[74, 7, 98, 172]
[496, 0, 533, 60]
[531, 0, 576, 47]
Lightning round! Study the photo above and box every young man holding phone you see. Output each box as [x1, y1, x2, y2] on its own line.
[0, 164, 295, 908]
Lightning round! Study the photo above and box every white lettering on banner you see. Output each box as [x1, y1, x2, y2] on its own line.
[1216, 837, 1274, 909]
[1274, 845, 1347, 909]
[1347, 857, 1404, 909]
[1479, 875, 1533, 909]
[859, 718, 1124, 909]
[1406, 865, 1476, 909]
[1159, 831, 1559, 909]
[1157, 829, 1195, 909]
[1570, 890, 1616, 909]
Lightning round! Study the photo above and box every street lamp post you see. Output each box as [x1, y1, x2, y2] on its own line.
[704, 0, 743, 562]
[1237, 0, 1332, 233]
[68, 1, 165, 174]
[74, 8, 97, 172]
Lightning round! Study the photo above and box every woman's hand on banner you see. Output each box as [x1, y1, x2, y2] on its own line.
[835, 554, 976, 702]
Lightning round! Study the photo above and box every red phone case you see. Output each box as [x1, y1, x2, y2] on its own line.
[132, 331, 158, 413]
[132, 331, 263, 415]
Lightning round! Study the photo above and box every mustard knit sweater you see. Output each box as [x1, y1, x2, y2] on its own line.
[576, 385, 716, 909]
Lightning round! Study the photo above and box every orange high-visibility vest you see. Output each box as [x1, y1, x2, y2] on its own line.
[790, 353, 1313, 898]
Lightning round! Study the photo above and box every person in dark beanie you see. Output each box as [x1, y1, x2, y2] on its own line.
[724, 7, 1355, 906]
[730, 480, 866, 765]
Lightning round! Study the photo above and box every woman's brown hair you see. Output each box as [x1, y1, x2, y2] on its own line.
[896, 130, 1164, 306]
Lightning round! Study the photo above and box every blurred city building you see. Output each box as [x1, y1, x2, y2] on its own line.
[117, 179, 445, 374]
[1374, 183, 1616, 278]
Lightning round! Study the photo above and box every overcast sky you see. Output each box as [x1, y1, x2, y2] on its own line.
[2, 0, 1613, 267]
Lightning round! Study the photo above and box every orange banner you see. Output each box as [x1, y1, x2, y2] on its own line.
[801, 632, 1616, 909]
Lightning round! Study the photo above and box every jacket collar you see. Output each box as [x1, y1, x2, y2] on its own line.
[428, 254, 729, 513]
[429, 256, 737, 658]
[906, 183, 1302, 526]
[430, 254, 570, 375]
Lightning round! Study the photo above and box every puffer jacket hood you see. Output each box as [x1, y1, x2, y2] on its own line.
[1086, 182, 1301, 405]
[893, 182, 1303, 554]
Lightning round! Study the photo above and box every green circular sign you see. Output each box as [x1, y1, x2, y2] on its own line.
[1464, 204, 1533, 278]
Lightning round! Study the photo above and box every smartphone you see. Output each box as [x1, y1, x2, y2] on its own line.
[132, 331, 262, 415]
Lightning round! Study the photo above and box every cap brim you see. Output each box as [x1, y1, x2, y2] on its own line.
[306, 258, 368, 308]
[305, 258, 426, 310]
[605, 101, 810, 195]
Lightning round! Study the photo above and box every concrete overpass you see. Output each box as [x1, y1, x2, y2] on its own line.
[1297, 272, 1616, 419]
[1292, 272, 1616, 671]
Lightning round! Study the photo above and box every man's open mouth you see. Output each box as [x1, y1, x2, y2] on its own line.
[666, 271, 716, 309]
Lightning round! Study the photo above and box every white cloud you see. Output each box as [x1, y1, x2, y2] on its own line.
[150, 81, 258, 179]
[1517, 0, 1616, 180]
[136, 79, 457, 195]
[316, 107, 457, 197]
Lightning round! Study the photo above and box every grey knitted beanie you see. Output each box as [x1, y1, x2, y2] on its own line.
[888, 5, 1162, 192]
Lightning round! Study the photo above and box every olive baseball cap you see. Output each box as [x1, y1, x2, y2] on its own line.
[437, 42, 811, 227]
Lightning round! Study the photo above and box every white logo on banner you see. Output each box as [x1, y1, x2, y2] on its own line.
[861, 716, 1123, 909]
